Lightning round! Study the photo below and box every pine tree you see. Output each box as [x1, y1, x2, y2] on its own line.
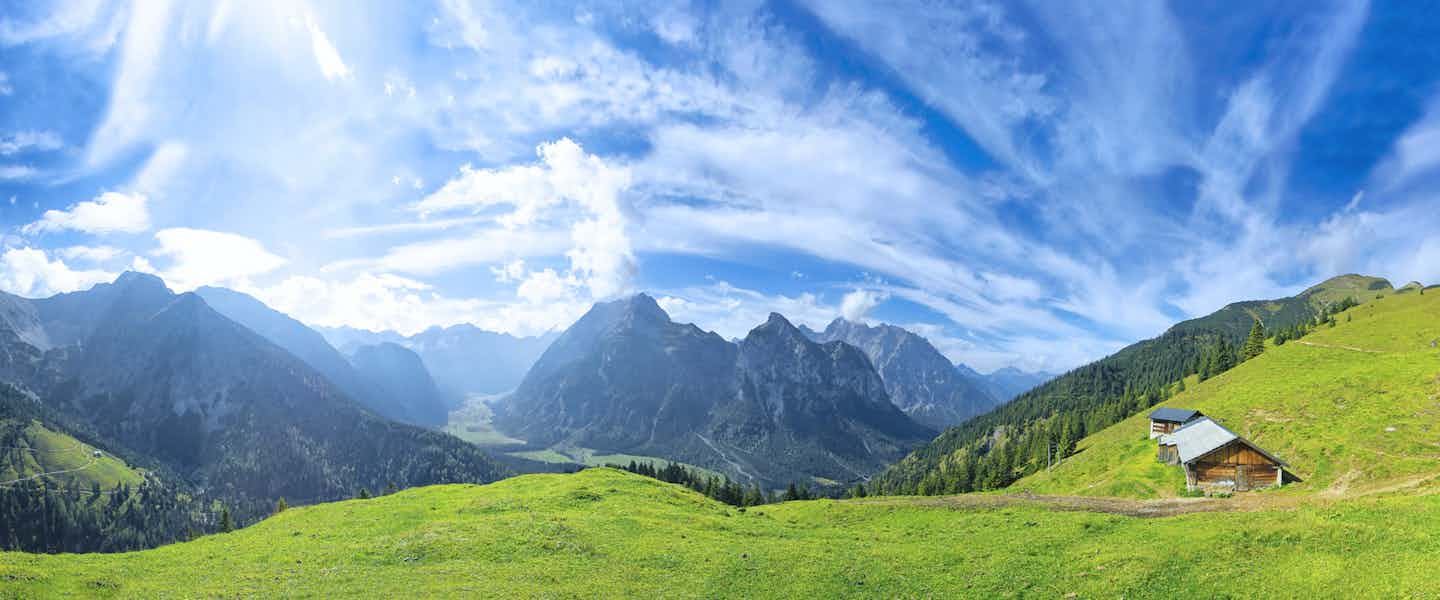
[385, 481, 398, 495]
[220, 506, 234, 533]
[276, 498, 288, 513]
[358, 488, 371, 500]
[1241, 319, 1266, 361]
[1176, 378, 1186, 393]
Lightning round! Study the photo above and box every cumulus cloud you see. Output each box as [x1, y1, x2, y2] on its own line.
[150, 228, 286, 291]
[22, 191, 150, 235]
[416, 138, 636, 299]
[0, 247, 114, 298]
[839, 289, 885, 322]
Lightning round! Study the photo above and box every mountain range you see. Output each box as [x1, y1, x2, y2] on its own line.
[0, 273, 506, 509]
[494, 294, 935, 486]
[805, 318, 999, 429]
[319, 324, 557, 405]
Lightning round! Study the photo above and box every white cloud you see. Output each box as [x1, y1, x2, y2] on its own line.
[150, 228, 286, 291]
[249, 272, 580, 337]
[0, 165, 36, 180]
[307, 14, 350, 81]
[839, 289, 885, 322]
[0, 72, 10, 96]
[416, 138, 635, 298]
[0, 247, 115, 298]
[0, 130, 62, 155]
[58, 245, 125, 263]
[22, 191, 151, 235]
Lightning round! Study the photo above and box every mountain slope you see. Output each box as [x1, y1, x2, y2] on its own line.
[873, 274, 1396, 495]
[193, 287, 403, 422]
[497, 295, 931, 486]
[4, 468, 1440, 597]
[347, 343, 449, 427]
[0, 274, 507, 510]
[808, 318, 1001, 429]
[1016, 289, 1440, 498]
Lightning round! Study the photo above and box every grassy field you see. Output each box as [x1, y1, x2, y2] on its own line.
[442, 394, 527, 447]
[3, 467, 1440, 598]
[0, 420, 144, 490]
[1017, 290, 1440, 498]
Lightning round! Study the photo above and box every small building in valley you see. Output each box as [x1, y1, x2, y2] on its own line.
[1163, 417, 1286, 492]
[1147, 407, 1204, 439]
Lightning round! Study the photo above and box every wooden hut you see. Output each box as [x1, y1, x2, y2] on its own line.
[1147, 407, 1203, 439]
[1168, 417, 1286, 492]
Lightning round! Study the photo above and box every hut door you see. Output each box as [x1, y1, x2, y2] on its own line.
[1235, 465, 1250, 491]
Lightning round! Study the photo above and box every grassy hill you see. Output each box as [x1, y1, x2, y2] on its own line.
[0, 420, 145, 491]
[3, 467, 1440, 597]
[1017, 289, 1440, 498]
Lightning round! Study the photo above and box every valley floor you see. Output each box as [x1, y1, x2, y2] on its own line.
[3, 468, 1439, 598]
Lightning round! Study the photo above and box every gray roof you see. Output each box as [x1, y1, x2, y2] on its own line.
[1148, 407, 1202, 423]
[1169, 417, 1286, 466]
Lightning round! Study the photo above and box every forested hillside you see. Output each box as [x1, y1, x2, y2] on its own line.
[873, 275, 1391, 495]
[1017, 287, 1440, 498]
[0, 384, 218, 553]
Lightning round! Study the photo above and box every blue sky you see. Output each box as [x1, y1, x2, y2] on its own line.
[2, 0, 1438, 373]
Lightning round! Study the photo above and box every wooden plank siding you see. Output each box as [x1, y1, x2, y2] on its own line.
[1187, 439, 1283, 491]
[1150, 421, 1180, 438]
[1199, 443, 1275, 466]
[1156, 444, 1179, 464]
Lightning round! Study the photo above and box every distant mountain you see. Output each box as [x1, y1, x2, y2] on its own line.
[319, 324, 556, 405]
[196, 286, 449, 428]
[347, 342, 448, 427]
[808, 318, 1001, 429]
[496, 295, 932, 487]
[979, 367, 1054, 401]
[874, 273, 1396, 495]
[0, 273, 506, 508]
[316, 325, 407, 354]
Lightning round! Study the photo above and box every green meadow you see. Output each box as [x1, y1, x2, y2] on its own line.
[3, 468, 1440, 598]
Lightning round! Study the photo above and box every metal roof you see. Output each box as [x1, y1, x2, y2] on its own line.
[1170, 417, 1286, 466]
[1148, 407, 1202, 423]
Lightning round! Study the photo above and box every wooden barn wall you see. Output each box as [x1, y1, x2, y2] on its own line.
[1198, 442, 1276, 467]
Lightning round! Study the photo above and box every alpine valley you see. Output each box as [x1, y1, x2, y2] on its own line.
[5, 4, 1439, 595]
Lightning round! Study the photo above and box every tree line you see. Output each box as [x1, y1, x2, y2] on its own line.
[608, 461, 840, 506]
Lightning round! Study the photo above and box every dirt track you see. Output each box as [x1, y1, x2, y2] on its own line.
[852, 491, 1292, 518]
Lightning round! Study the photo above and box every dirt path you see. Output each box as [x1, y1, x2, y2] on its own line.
[1295, 340, 1383, 353]
[0, 442, 98, 487]
[853, 490, 1298, 518]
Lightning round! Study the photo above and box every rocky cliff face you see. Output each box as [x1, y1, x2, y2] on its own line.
[0, 273, 506, 503]
[498, 296, 932, 486]
[810, 318, 1002, 429]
